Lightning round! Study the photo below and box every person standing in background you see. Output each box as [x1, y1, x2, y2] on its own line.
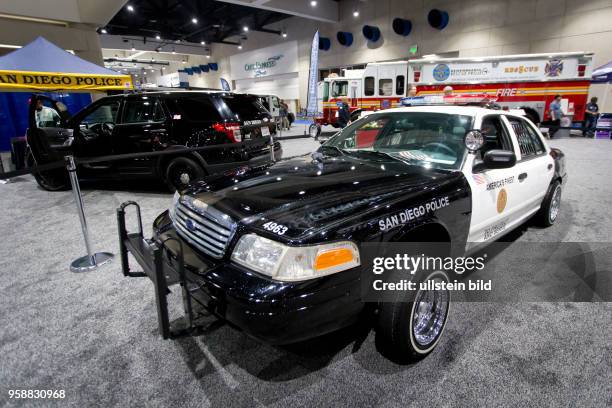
[548, 95, 563, 138]
[583, 97, 599, 138]
[280, 100, 291, 130]
[337, 102, 351, 128]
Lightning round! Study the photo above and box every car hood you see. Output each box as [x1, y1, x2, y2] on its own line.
[182, 153, 459, 241]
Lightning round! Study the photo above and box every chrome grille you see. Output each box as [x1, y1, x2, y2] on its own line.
[172, 197, 235, 258]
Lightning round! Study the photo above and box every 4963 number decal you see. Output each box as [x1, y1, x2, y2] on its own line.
[262, 221, 288, 235]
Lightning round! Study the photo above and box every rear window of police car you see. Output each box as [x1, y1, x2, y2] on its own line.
[215, 95, 267, 122]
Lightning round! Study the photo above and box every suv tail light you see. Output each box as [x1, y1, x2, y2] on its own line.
[577, 64, 586, 77]
[213, 122, 242, 142]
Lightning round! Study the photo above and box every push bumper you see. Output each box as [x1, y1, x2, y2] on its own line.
[117, 203, 363, 344]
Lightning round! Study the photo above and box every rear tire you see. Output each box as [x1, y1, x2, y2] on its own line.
[535, 180, 562, 227]
[164, 156, 205, 192]
[376, 270, 450, 363]
[25, 150, 69, 191]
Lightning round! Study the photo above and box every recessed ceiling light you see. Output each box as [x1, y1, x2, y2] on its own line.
[201, 41, 205, 45]
[282, 32, 287, 38]
[206, 55, 210, 58]
[238, 45, 242, 49]
[100, 28, 107, 34]
[192, 18, 198, 24]
[310, 1, 317, 6]
[127, 4, 134, 12]
[131, 46, 136, 51]
[182, 60, 186, 63]
[243, 26, 249, 32]
[172, 50, 176, 54]
[155, 34, 161, 40]
[353, 10, 360, 17]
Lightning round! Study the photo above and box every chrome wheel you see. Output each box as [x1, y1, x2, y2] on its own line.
[180, 172, 191, 185]
[411, 277, 449, 348]
[549, 185, 562, 222]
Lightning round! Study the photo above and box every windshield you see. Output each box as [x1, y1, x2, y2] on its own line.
[324, 112, 473, 170]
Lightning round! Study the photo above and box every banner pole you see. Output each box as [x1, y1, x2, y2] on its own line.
[65, 155, 113, 272]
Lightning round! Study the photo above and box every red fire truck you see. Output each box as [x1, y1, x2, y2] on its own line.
[315, 52, 593, 133]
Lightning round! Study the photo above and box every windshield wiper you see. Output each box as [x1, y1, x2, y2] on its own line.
[343, 150, 405, 163]
[318, 145, 347, 156]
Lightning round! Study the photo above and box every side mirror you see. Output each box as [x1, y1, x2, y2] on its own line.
[464, 130, 484, 152]
[483, 150, 516, 169]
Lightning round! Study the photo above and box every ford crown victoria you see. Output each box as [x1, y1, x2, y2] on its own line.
[118, 105, 566, 362]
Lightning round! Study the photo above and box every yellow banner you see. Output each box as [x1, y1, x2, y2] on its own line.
[0, 70, 133, 91]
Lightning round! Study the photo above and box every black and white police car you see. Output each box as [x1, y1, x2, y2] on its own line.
[119, 102, 566, 363]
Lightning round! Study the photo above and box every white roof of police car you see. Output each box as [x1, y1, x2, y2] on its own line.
[382, 105, 516, 118]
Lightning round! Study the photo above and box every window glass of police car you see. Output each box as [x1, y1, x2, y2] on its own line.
[472, 114, 515, 171]
[326, 112, 473, 170]
[507, 116, 546, 159]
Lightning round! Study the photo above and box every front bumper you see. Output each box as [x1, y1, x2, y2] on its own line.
[117, 205, 363, 344]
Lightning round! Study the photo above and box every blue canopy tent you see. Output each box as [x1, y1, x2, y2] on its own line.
[0, 37, 131, 152]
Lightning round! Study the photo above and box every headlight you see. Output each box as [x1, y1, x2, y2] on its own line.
[231, 234, 360, 281]
[169, 191, 180, 221]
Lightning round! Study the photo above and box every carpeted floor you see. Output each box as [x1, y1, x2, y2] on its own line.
[0, 138, 610, 407]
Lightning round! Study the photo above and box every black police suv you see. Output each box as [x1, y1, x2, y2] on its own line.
[25, 91, 281, 191]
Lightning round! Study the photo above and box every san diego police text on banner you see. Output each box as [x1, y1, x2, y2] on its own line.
[306, 31, 320, 117]
[0, 70, 133, 91]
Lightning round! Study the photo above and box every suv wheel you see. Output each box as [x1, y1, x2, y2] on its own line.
[535, 180, 562, 227]
[26, 150, 69, 191]
[165, 157, 205, 192]
[376, 270, 451, 363]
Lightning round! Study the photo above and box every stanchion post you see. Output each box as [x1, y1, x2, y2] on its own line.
[65, 155, 113, 272]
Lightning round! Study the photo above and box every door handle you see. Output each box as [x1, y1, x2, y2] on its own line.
[518, 172, 528, 182]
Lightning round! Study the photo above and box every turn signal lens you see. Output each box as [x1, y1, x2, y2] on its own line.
[315, 248, 355, 271]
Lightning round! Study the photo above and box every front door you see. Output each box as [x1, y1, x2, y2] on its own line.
[464, 114, 524, 249]
[26, 95, 72, 165]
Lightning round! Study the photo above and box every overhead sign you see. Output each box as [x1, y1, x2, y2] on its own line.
[419, 57, 581, 83]
[230, 41, 298, 80]
[0, 69, 132, 91]
[306, 31, 320, 117]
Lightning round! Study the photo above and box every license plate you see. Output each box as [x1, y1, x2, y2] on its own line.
[261, 126, 270, 136]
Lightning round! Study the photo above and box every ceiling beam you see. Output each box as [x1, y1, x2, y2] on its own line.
[214, 0, 338, 23]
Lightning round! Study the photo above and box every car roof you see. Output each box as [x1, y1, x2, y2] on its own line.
[105, 90, 258, 99]
[381, 105, 506, 117]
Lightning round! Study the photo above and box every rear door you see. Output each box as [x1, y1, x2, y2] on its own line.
[111, 96, 168, 176]
[503, 115, 554, 211]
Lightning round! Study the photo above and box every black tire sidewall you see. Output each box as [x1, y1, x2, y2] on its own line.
[165, 156, 205, 191]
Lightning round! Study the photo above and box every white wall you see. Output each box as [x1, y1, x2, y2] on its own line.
[206, 0, 612, 107]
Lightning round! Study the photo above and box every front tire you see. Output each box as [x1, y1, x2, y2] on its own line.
[376, 270, 451, 363]
[535, 180, 562, 227]
[164, 156, 205, 192]
[25, 150, 69, 191]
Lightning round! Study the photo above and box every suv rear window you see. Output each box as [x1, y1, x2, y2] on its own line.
[165, 96, 222, 122]
[215, 95, 266, 121]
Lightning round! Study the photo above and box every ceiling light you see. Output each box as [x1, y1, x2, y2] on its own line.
[192, 18, 198, 24]
[238, 45, 243, 49]
[100, 28, 107, 34]
[127, 4, 134, 12]
[131, 44, 136, 51]
[155, 34, 161, 40]
[353, 10, 360, 17]
[243, 26, 249, 32]
[182, 60, 186, 64]
[282, 32, 287, 38]
[206, 55, 210, 58]
[310, 1, 317, 6]
[201, 41, 205, 45]
[150, 69, 154, 73]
